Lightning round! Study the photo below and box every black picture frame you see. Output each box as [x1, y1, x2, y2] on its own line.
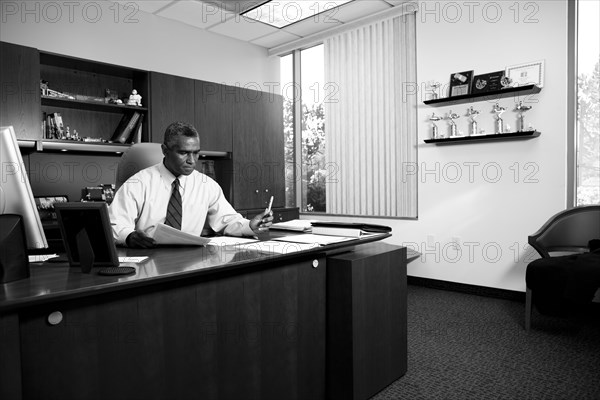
[54, 202, 119, 271]
[449, 70, 474, 96]
[471, 70, 505, 94]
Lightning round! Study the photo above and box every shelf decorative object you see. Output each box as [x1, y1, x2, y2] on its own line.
[429, 112, 443, 138]
[471, 70, 504, 94]
[514, 101, 533, 132]
[505, 60, 545, 88]
[492, 103, 506, 134]
[466, 106, 480, 136]
[447, 110, 460, 137]
[427, 81, 442, 100]
[449, 70, 474, 97]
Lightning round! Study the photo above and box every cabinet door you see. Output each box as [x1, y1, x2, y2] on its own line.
[149, 72, 195, 144]
[0, 42, 41, 139]
[195, 80, 233, 152]
[232, 88, 284, 210]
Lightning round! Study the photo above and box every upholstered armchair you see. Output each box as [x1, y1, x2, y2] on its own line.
[525, 205, 600, 330]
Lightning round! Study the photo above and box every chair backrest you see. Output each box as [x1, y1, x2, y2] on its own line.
[528, 205, 600, 258]
[115, 143, 164, 192]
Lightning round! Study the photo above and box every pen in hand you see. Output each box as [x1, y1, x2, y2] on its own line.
[266, 195, 273, 215]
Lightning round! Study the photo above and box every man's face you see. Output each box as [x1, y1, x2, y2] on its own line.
[162, 136, 201, 176]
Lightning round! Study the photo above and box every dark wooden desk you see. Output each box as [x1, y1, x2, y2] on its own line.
[0, 234, 404, 400]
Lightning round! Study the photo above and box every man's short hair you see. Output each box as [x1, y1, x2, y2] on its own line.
[163, 122, 200, 147]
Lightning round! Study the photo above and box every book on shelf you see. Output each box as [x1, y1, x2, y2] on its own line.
[53, 113, 65, 137]
[43, 113, 61, 139]
[310, 221, 391, 238]
[128, 113, 144, 144]
[111, 112, 141, 143]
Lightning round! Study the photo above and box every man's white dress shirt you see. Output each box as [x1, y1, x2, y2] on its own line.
[109, 162, 253, 245]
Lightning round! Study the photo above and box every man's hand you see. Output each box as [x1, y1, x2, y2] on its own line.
[126, 230, 157, 248]
[250, 209, 274, 234]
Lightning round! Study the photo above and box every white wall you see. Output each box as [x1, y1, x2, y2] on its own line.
[1, 0, 569, 292]
[314, 0, 569, 292]
[0, 0, 279, 86]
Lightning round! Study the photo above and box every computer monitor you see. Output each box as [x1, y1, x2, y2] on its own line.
[54, 202, 119, 272]
[0, 126, 48, 250]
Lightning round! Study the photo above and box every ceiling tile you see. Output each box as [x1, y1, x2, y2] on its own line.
[281, 16, 343, 37]
[208, 16, 280, 41]
[204, 0, 265, 13]
[110, 0, 174, 15]
[333, 0, 391, 22]
[250, 30, 302, 49]
[156, 0, 236, 30]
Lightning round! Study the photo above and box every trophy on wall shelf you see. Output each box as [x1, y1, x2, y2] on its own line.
[447, 110, 460, 137]
[429, 112, 443, 138]
[514, 101, 533, 132]
[492, 103, 506, 134]
[466, 106, 480, 136]
[428, 81, 442, 100]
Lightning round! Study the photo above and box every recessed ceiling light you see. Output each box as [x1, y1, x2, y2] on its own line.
[242, 0, 353, 28]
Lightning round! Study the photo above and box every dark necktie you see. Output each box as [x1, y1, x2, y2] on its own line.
[165, 178, 182, 230]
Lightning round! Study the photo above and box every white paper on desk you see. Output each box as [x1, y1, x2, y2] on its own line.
[272, 234, 355, 246]
[206, 236, 260, 247]
[152, 223, 211, 246]
[270, 219, 314, 232]
[239, 240, 319, 255]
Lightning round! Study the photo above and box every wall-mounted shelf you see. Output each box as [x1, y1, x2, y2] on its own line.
[18, 139, 130, 153]
[424, 84, 542, 107]
[41, 96, 148, 113]
[18, 139, 232, 157]
[424, 130, 541, 145]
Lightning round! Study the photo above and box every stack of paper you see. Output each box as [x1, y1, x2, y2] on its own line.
[152, 223, 210, 246]
[270, 219, 313, 232]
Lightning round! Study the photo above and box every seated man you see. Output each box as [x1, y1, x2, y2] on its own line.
[109, 121, 272, 248]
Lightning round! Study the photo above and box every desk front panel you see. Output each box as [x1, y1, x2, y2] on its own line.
[15, 254, 326, 400]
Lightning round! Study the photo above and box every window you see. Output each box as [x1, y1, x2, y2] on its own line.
[575, 0, 600, 205]
[281, 45, 327, 213]
[281, 12, 417, 218]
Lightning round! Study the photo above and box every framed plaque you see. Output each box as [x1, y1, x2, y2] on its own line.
[449, 70, 474, 96]
[505, 60, 545, 87]
[471, 70, 504, 93]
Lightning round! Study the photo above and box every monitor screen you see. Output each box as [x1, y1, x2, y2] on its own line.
[0, 126, 48, 249]
[54, 202, 119, 269]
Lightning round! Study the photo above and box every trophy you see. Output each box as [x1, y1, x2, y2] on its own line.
[514, 101, 533, 132]
[429, 81, 442, 100]
[447, 110, 460, 137]
[429, 112, 442, 138]
[466, 106, 480, 136]
[492, 103, 506, 134]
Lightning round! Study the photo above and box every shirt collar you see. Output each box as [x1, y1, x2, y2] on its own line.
[157, 161, 189, 187]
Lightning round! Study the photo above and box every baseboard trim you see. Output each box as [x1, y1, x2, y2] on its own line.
[407, 276, 526, 303]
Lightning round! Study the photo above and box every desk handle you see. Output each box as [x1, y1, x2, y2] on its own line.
[312, 259, 319, 268]
[48, 311, 63, 326]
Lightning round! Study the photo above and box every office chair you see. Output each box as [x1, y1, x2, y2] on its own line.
[525, 205, 600, 330]
[115, 143, 164, 192]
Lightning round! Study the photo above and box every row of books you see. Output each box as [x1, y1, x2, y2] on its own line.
[43, 112, 65, 139]
[111, 111, 144, 144]
[42, 111, 143, 144]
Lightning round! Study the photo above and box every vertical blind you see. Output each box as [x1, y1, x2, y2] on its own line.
[324, 13, 417, 218]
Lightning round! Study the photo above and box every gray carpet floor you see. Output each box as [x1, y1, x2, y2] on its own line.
[371, 285, 600, 400]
